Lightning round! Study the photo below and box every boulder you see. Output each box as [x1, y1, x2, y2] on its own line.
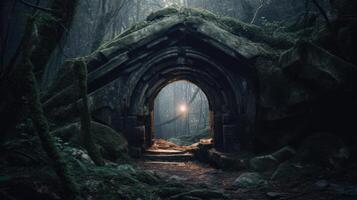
[249, 146, 295, 172]
[270, 162, 301, 181]
[249, 155, 279, 172]
[271, 146, 296, 162]
[232, 172, 267, 188]
[271, 161, 324, 181]
[207, 148, 246, 170]
[194, 142, 213, 163]
[296, 132, 349, 168]
[52, 121, 128, 162]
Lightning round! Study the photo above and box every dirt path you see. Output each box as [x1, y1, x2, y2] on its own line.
[137, 160, 348, 200]
[136, 140, 350, 200]
[136, 139, 268, 199]
[136, 139, 245, 198]
[138, 161, 241, 188]
[137, 160, 276, 199]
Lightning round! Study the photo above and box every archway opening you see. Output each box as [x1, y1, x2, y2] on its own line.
[153, 80, 211, 146]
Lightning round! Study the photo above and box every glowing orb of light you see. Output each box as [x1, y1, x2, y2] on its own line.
[179, 104, 188, 113]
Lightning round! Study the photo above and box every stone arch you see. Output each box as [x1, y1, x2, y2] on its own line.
[124, 45, 257, 151]
[58, 16, 262, 153]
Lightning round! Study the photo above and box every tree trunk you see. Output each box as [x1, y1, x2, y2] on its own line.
[91, 0, 108, 51]
[74, 60, 105, 166]
[26, 62, 82, 200]
[173, 83, 178, 136]
[0, 1, 82, 198]
[29, 0, 79, 80]
[91, 0, 125, 51]
[196, 92, 203, 133]
[18, 18, 81, 200]
[1, 0, 79, 138]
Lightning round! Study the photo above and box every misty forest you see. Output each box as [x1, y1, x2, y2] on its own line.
[1, 0, 357, 199]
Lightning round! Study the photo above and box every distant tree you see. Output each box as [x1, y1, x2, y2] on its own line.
[241, 0, 254, 22]
[91, 0, 126, 51]
[251, 0, 267, 24]
[0, 1, 82, 199]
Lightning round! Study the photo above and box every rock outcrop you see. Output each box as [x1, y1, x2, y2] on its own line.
[52, 121, 128, 162]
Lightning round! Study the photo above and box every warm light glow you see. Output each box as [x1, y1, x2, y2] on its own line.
[179, 104, 187, 113]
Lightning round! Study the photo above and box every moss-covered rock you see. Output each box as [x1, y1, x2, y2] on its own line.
[249, 155, 279, 172]
[232, 172, 267, 188]
[147, 7, 179, 21]
[94, 6, 285, 60]
[44, 6, 282, 111]
[52, 121, 128, 162]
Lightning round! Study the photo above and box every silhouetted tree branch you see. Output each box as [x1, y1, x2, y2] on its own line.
[91, 0, 126, 51]
[311, 0, 331, 27]
[18, 0, 54, 13]
[250, 0, 265, 24]
[14, 17, 81, 200]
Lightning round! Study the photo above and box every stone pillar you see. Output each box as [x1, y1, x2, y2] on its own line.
[131, 126, 146, 148]
[125, 116, 137, 141]
[139, 113, 152, 148]
[125, 116, 146, 157]
[110, 113, 123, 132]
[213, 111, 224, 150]
[222, 113, 240, 152]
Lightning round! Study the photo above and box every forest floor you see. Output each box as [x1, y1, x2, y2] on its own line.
[2, 136, 357, 199]
[137, 139, 357, 200]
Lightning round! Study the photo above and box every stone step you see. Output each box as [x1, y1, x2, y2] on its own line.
[144, 161, 186, 166]
[145, 149, 187, 155]
[143, 152, 194, 162]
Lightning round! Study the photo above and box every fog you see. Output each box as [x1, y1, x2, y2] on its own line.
[154, 81, 210, 143]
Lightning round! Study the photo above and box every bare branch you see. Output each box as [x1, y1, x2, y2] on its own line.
[109, 0, 127, 19]
[18, 0, 54, 13]
[250, 0, 265, 24]
[311, 0, 331, 27]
